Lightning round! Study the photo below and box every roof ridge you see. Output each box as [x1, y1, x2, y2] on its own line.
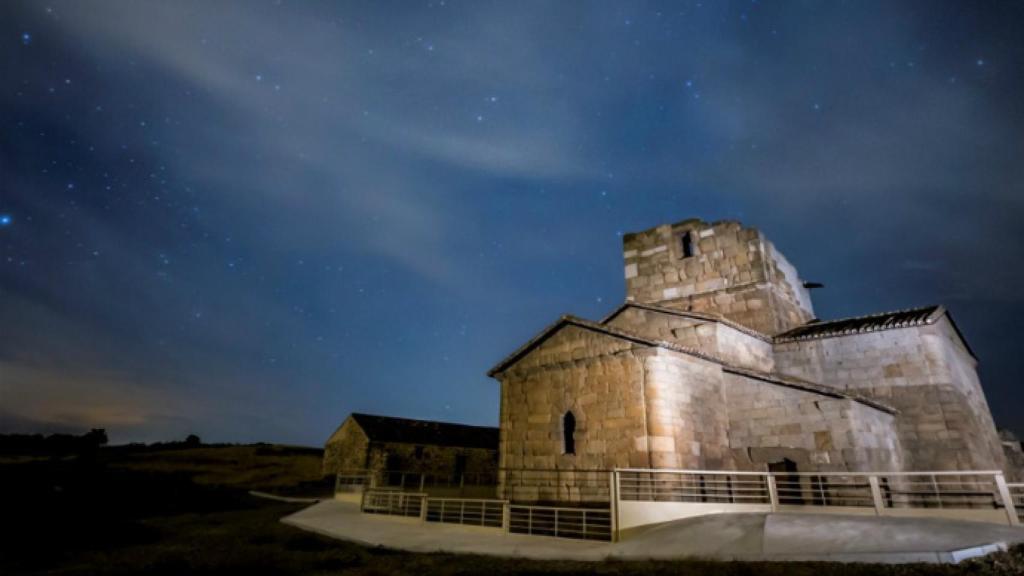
[487, 314, 896, 414]
[786, 304, 940, 330]
[567, 314, 729, 365]
[487, 313, 729, 376]
[722, 366, 897, 414]
[350, 412, 498, 431]
[774, 304, 942, 342]
[600, 301, 773, 341]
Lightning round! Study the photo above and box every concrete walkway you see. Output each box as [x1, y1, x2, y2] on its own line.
[282, 500, 1024, 564]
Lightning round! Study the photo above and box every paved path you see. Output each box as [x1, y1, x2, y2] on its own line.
[282, 500, 1024, 564]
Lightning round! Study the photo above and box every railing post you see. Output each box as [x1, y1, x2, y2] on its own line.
[420, 496, 428, 522]
[609, 470, 620, 542]
[502, 502, 510, 534]
[420, 474, 426, 492]
[869, 475, 884, 516]
[994, 474, 1019, 526]
[766, 474, 779, 512]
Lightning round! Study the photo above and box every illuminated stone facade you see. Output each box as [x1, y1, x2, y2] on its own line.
[489, 219, 1013, 491]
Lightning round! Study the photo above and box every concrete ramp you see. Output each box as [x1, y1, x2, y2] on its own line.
[613, 512, 1024, 563]
[283, 501, 1024, 564]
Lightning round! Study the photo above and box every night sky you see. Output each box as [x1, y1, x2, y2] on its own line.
[2, 1, 1023, 445]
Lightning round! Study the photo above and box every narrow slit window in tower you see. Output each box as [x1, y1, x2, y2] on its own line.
[681, 232, 695, 258]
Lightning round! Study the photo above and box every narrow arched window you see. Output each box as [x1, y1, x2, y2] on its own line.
[562, 411, 576, 455]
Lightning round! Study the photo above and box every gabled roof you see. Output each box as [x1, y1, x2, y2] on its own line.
[486, 313, 896, 413]
[486, 314, 724, 377]
[600, 301, 773, 342]
[348, 413, 498, 450]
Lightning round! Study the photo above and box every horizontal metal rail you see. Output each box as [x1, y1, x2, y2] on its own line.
[616, 469, 1018, 525]
[508, 504, 612, 541]
[615, 468, 1006, 477]
[501, 468, 612, 505]
[425, 498, 507, 528]
[360, 490, 427, 518]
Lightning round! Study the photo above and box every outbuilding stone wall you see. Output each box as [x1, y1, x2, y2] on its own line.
[323, 418, 498, 482]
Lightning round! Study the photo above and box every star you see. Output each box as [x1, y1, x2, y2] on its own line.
[21, 32, 31, 45]
[976, 58, 985, 66]
[0, 214, 12, 227]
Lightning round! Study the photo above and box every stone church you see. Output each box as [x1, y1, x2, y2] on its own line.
[488, 218, 1011, 478]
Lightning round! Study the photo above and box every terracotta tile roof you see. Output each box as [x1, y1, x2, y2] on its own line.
[773, 305, 944, 342]
[349, 413, 498, 450]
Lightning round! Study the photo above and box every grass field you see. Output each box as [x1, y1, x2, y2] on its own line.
[2, 445, 1023, 575]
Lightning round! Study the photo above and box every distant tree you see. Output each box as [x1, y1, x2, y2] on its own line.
[184, 434, 201, 447]
[83, 428, 108, 448]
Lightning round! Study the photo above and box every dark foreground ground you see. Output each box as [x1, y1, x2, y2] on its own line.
[2, 446, 1024, 575]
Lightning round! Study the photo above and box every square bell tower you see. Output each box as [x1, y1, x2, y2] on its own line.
[622, 219, 815, 335]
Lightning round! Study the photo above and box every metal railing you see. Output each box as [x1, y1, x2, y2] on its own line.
[337, 469, 497, 498]
[353, 467, 1022, 542]
[618, 470, 771, 503]
[880, 473, 1004, 510]
[616, 468, 1018, 526]
[360, 489, 427, 518]
[335, 471, 373, 493]
[508, 504, 613, 541]
[1007, 483, 1024, 522]
[425, 498, 506, 528]
[501, 468, 612, 505]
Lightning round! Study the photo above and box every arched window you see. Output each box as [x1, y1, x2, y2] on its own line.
[562, 411, 576, 455]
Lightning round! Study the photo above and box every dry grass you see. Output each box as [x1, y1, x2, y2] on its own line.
[2, 445, 1023, 575]
[109, 445, 327, 493]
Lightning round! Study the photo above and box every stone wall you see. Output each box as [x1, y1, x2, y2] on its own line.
[323, 418, 371, 475]
[365, 442, 497, 484]
[497, 325, 735, 475]
[723, 372, 903, 472]
[604, 305, 774, 372]
[643, 350, 733, 469]
[773, 317, 1005, 472]
[322, 417, 497, 481]
[622, 219, 814, 334]
[498, 325, 650, 472]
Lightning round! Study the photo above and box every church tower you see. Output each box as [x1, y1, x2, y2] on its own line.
[622, 219, 815, 335]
